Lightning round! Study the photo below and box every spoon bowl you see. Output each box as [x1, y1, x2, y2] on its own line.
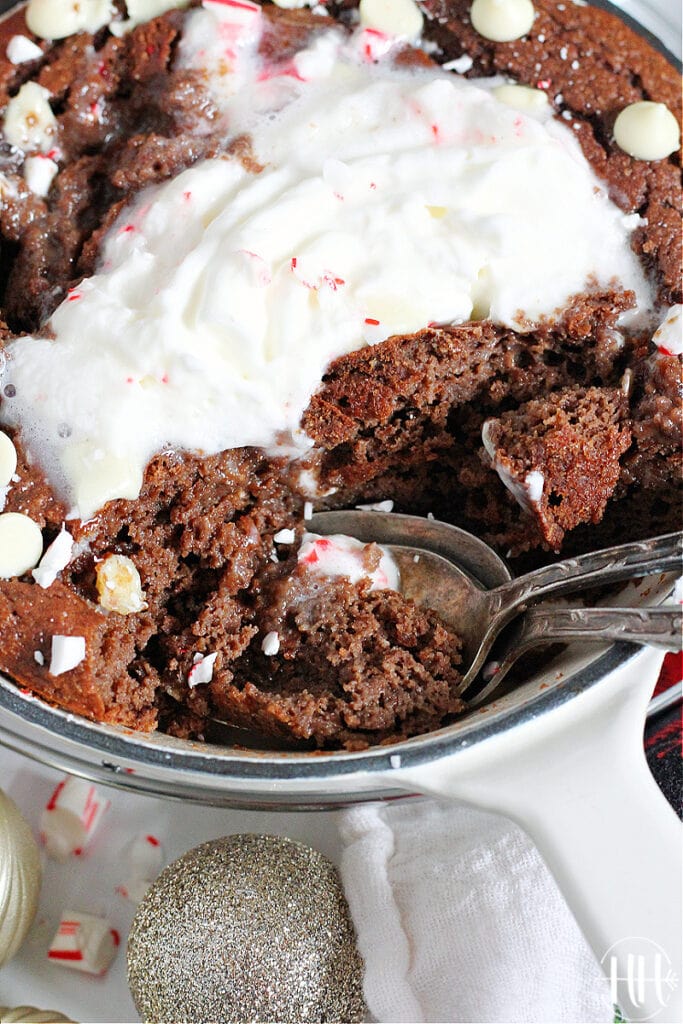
[311, 511, 682, 694]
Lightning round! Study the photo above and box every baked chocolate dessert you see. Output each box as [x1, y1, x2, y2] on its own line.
[0, 0, 680, 749]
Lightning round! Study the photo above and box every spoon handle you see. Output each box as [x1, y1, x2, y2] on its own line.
[496, 531, 681, 614]
[511, 604, 682, 652]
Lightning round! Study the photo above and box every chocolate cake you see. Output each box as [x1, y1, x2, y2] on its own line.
[0, 0, 680, 749]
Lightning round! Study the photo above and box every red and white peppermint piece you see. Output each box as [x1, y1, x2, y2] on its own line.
[297, 531, 400, 591]
[32, 525, 74, 588]
[48, 635, 85, 676]
[118, 833, 165, 903]
[187, 651, 218, 688]
[48, 911, 119, 975]
[40, 777, 109, 861]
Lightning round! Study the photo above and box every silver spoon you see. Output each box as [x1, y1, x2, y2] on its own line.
[311, 511, 682, 694]
[470, 604, 682, 705]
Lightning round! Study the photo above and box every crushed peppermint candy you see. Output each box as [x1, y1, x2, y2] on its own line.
[652, 305, 682, 357]
[48, 910, 119, 975]
[298, 532, 400, 591]
[261, 631, 281, 656]
[355, 499, 394, 513]
[524, 470, 544, 505]
[23, 154, 59, 197]
[49, 635, 86, 676]
[273, 528, 296, 544]
[187, 651, 218, 687]
[442, 54, 473, 74]
[32, 525, 74, 588]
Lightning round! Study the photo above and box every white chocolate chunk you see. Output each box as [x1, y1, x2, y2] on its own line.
[32, 526, 74, 588]
[49, 635, 86, 676]
[110, 0, 190, 36]
[614, 101, 680, 161]
[261, 631, 281, 656]
[272, 0, 315, 8]
[187, 651, 218, 687]
[2, 82, 58, 154]
[0, 432, 17, 488]
[470, 0, 535, 43]
[0, 512, 43, 578]
[6, 35, 43, 64]
[359, 0, 424, 39]
[26, 0, 114, 40]
[493, 83, 549, 115]
[47, 910, 118, 974]
[96, 554, 147, 614]
[23, 154, 58, 197]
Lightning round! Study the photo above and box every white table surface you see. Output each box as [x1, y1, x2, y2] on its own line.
[0, 746, 347, 1023]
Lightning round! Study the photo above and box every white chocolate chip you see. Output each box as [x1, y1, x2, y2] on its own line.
[493, 83, 549, 115]
[470, 0, 535, 43]
[187, 651, 218, 688]
[3, 82, 58, 154]
[0, 512, 43, 578]
[614, 101, 680, 162]
[303, 501, 314, 520]
[34, 649, 45, 665]
[32, 525, 74, 588]
[109, 0, 190, 36]
[359, 0, 424, 39]
[6, 34, 44, 64]
[0, 432, 17, 488]
[96, 554, 147, 614]
[24, 154, 59, 197]
[49, 635, 86, 676]
[261, 631, 281, 656]
[25, 0, 114, 40]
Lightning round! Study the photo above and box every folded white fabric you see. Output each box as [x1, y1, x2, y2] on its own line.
[339, 800, 614, 1024]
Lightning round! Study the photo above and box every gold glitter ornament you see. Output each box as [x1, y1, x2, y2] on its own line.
[0, 1008, 74, 1023]
[127, 834, 366, 1024]
[0, 789, 42, 967]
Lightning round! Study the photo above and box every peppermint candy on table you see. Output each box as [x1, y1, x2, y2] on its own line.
[117, 833, 165, 904]
[47, 911, 119, 975]
[40, 776, 109, 861]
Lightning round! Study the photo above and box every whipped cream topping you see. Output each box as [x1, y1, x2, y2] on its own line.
[0, 3, 654, 519]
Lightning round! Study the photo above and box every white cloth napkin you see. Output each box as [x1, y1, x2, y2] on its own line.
[339, 800, 614, 1024]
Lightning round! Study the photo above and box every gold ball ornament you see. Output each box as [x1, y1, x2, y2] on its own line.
[0, 1008, 74, 1024]
[0, 789, 42, 967]
[127, 834, 366, 1024]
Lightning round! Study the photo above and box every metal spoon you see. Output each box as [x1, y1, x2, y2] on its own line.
[311, 511, 682, 693]
[470, 604, 682, 705]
